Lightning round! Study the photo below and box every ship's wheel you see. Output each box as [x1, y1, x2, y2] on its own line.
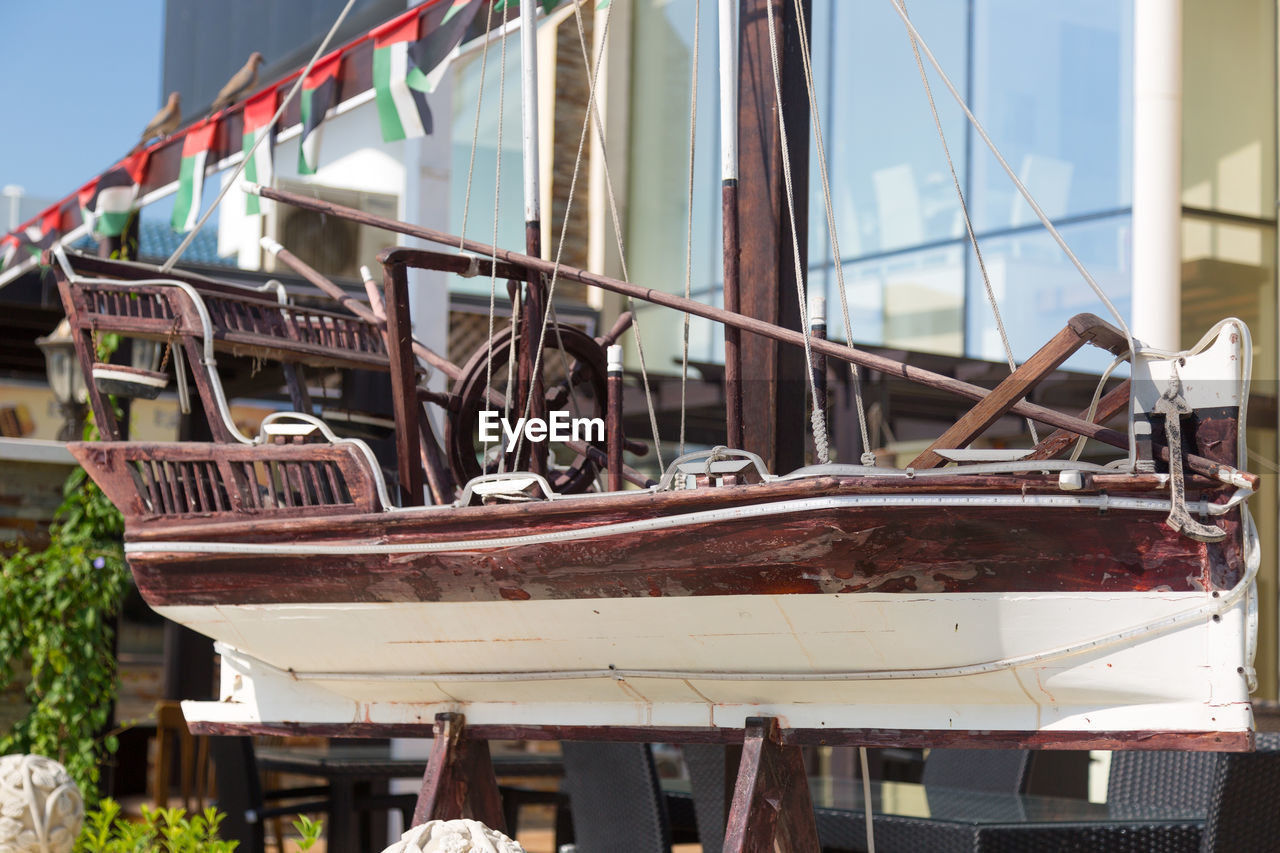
[447, 324, 608, 494]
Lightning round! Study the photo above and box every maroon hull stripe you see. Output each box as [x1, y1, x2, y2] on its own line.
[128, 504, 1238, 607]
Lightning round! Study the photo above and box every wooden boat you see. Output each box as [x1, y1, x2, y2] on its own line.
[46, 0, 1260, 753]
[53, 232, 1259, 750]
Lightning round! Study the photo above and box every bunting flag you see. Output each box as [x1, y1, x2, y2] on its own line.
[172, 120, 218, 233]
[372, 12, 433, 141]
[370, 0, 484, 143]
[408, 0, 484, 94]
[242, 90, 277, 215]
[1, 209, 62, 270]
[493, 0, 561, 15]
[299, 53, 342, 175]
[79, 151, 148, 237]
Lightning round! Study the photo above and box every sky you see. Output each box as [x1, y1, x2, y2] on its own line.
[0, 0, 165, 213]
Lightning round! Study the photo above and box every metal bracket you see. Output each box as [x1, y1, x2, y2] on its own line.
[1153, 386, 1226, 543]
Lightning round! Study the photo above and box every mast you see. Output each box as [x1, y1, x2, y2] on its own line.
[518, 0, 549, 475]
[737, 0, 811, 473]
[720, 0, 743, 449]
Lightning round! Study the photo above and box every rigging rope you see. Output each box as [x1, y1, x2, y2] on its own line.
[511, 0, 619, 469]
[162, 0, 360, 271]
[569, 0, 666, 472]
[764, 0, 829, 464]
[886, 0, 1135, 357]
[679, 0, 702, 457]
[790, 0, 874, 463]
[472, 0, 503, 467]
[898, 0, 1038, 442]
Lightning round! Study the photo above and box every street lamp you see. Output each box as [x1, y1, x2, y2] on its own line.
[35, 319, 87, 441]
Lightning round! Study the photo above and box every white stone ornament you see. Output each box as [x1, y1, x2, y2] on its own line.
[382, 818, 526, 853]
[0, 755, 84, 853]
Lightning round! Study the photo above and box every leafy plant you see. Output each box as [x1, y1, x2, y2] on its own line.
[0, 466, 127, 799]
[75, 800, 238, 853]
[292, 815, 323, 851]
[73, 801, 324, 853]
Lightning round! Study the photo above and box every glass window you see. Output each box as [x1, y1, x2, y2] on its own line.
[627, 0, 723, 368]
[965, 215, 1132, 371]
[837, 244, 964, 356]
[810, 0, 970, 263]
[970, 0, 1133, 232]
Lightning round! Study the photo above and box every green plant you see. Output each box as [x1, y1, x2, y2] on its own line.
[0, 466, 127, 799]
[73, 801, 324, 853]
[75, 799, 238, 853]
[291, 815, 323, 851]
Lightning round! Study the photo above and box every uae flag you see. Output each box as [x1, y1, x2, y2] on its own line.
[172, 121, 218, 233]
[371, 0, 483, 144]
[79, 151, 148, 237]
[242, 89, 277, 215]
[299, 53, 342, 175]
[1, 209, 61, 270]
[372, 11, 433, 141]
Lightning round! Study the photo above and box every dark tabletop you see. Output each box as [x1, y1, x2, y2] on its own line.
[255, 743, 563, 779]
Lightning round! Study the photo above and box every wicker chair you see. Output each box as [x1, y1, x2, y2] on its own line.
[1198, 732, 1280, 852]
[560, 742, 672, 853]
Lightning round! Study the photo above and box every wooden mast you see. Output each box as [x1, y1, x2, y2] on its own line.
[720, 0, 744, 449]
[737, 0, 812, 474]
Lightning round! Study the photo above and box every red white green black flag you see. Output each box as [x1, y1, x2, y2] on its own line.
[172, 121, 218, 233]
[78, 150, 148, 237]
[1, 209, 62, 270]
[299, 54, 342, 175]
[242, 90, 277, 215]
[371, 0, 483, 143]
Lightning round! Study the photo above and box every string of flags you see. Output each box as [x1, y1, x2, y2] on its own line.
[0, 0, 538, 271]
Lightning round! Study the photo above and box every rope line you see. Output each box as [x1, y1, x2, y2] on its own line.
[899, 0, 1038, 442]
[161, 0, 360, 271]
[474, 0, 502, 467]
[790, 0, 873, 462]
[886, 0, 1134, 356]
[764, 0, 828, 463]
[569, 0, 665, 471]
[511, 0, 613, 467]
[679, 0, 701, 457]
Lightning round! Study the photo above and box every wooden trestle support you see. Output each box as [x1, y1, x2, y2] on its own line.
[414, 713, 821, 853]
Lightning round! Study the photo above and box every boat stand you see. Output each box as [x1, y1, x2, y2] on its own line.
[412, 713, 822, 852]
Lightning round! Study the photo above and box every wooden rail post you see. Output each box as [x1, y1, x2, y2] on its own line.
[383, 260, 424, 506]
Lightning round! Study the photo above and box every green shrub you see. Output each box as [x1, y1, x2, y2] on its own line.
[0, 468, 128, 799]
[75, 801, 323, 853]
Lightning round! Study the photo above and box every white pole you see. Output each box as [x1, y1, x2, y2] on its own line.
[1132, 0, 1182, 350]
[520, 0, 541, 237]
[718, 0, 738, 182]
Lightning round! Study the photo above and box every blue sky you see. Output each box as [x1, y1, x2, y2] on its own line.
[0, 0, 164, 207]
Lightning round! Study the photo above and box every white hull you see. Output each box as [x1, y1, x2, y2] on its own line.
[178, 586, 1255, 739]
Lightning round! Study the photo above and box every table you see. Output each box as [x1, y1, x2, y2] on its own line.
[658, 776, 1206, 852]
[806, 778, 1205, 852]
[255, 744, 563, 853]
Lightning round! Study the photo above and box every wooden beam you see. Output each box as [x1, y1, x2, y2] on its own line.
[383, 260, 424, 506]
[911, 315, 1128, 469]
